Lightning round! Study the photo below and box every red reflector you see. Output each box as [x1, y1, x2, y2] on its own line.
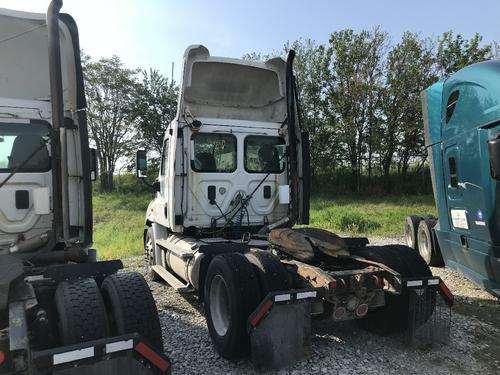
[0, 351, 5, 366]
[329, 280, 337, 289]
[134, 342, 170, 372]
[249, 299, 273, 327]
[439, 280, 454, 304]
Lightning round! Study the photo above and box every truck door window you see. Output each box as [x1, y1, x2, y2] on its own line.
[449, 156, 458, 188]
[244, 136, 285, 173]
[446, 90, 460, 124]
[0, 122, 50, 172]
[191, 133, 236, 173]
[160, 139, 169, 175]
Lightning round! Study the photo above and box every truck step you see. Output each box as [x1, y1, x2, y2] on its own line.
[151, 265, 194, 293]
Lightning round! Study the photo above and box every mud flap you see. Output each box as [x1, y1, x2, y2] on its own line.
[31, 333, 171, 374]
[247, 288, 319, 370]
[405, 276, 453, 347]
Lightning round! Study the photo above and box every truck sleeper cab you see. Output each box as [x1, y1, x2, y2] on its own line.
[0, 3, 169, 374]
[413, 60, 500, 297]
[139, 45, 453, 369]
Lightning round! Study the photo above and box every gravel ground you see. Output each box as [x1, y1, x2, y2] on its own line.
[123, 236, 500, 374]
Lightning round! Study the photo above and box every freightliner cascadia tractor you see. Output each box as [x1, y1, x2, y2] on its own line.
[405, 60, 500, 298]
[137, 45, 454, 369]
[0, 1, 170, 374]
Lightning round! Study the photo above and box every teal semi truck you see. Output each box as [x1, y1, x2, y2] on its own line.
[405, 60, 500, 298]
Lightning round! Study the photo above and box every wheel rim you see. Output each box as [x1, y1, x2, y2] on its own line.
[404, 223, 413, 248]
[145, 237, 154, 267]
[418, 229, 431, 262]
[209, 275, 230, 336]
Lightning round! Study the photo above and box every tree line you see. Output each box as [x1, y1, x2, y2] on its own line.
[83, 29, 499, 193]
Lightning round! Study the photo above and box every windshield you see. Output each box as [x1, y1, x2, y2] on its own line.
[244, 136, 285, 173]
[0, 122, 51, 173]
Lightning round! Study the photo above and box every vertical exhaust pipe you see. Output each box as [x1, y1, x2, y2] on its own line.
[47, 0, 68, 241]
[285, 50, 298, 225]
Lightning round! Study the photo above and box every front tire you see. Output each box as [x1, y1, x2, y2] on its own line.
[204, 253, 261, 359]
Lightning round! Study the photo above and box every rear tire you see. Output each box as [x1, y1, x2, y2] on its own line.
[204, 253, 261, 359]
[101, 272, 163, 350]
[404, 215, 421, 250]
[145, 227, 162, 281]
[244, 250, 291, 298]
[417, 218, 444, 266]
[354, 245, 432, 335]
[55, 278, 109, 345]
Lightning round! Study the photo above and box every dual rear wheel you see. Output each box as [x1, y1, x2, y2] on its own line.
[204, 250, 289, 359]
[55, 272, 163, 350]
[404, 215, 444, 266]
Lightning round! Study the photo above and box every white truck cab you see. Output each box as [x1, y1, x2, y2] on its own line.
[0, 7, 93, 254]
[141, 45, 310, 236]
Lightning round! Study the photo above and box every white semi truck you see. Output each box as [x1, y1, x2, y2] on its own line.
[0, 2, 170, 374]
[137, 45, 454, 368]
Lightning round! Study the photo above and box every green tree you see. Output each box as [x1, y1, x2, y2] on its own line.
[83, 55, 138, 192]
[131, 69, 178, 160]
[436, 31, 492, 77]
[324, 27, 387, 191]
[379, 33, 435, 190]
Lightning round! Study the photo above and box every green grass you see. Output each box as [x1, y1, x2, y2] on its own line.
[308, 193, 436, 236]
[92, 191, 436, 259]
[93, 192, 151, 260]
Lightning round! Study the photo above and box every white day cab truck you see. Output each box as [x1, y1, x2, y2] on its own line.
[136, 45, 455, 369]
[0, 1, 170, 374]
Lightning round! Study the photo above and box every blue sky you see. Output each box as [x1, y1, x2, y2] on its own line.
[1, 0, 498, 82]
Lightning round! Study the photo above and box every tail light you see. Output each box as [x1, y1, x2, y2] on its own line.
[329, 278, 346, 290]
[0, 351, 5, 366]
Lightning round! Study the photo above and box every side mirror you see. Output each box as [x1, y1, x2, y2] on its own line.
[136, 150, 148, 178]
[90, 148, 97, 181]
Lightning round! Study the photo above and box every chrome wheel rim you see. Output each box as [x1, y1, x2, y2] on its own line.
[418, 229, 431, 262]
[210, 275, 230, 336]
[404, 223, 413, 248]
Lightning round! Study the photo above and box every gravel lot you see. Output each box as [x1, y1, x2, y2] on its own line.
[124, 236, 500, 374]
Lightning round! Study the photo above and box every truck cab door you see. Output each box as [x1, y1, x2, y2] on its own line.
[156, 138, 170, 227]
[441, 85, 490, 279]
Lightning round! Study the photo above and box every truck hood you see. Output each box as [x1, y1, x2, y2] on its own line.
[0, 7, 78, 113]
[177, 45, 287, 123]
